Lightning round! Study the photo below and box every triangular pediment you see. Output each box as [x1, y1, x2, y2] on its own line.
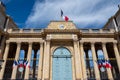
[47, 21, 77, 29]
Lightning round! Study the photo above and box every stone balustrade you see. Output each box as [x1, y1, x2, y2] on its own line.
[80, 28, 114, 33]
[7, 28, 115, 33]
[7, 28, 44, 33]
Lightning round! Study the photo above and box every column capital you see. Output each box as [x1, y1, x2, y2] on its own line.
[40, 42, 43, 46]
[40, 42, 44, 44]
[45, 39, 50, 42]
[46, 40, 50, 45]
[28, 42, 33, 45]
[16, 42, 21, 44]
[16, 42, 21, 46]
[46, 34, 52, 41]
[113, 42, 117, 45]
[6, 41, 10, 45]
[102, 42, 106, 47]
[46, 40, 51, 42]
[91, 42, 95, 45]
[5, 42, 10, 47]
[73, 40, 78, 42]
[91, 42, 95, 47]
[102, 42, 106, 44]
[73, 40, 78, 44]
[79, 42, 84, 44]
[79, 42, 84, 47]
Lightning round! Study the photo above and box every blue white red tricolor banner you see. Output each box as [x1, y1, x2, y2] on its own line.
[97, 59, 112, 69]
[61, 10, 69, 21]
[13, 60, 30, 68]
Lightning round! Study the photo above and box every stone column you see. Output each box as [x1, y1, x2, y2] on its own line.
[22, 49, 28, 78]
[43, 41, 50, 80]
[102, 42, 113, 79]
[91, 42, 100, 79]
[74, 41, 82, 79]
[0, 42, 10, 79]
[79, 42, 87, 79]
[77, 41, 83, 79]
[118, 42, 120, 55]
[0, 34, 2, 58]
[11, 42, 21, 79]
[24, 42, 32, 79]
[113, 42, 120, 72]
[38, 43, 43, 79]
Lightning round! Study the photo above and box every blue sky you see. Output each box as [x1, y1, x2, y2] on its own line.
[1, 0, 120, 28]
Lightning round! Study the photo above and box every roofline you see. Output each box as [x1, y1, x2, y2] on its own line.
[6, 15, 18, 28]
[50, 20, 73, 22]
[103, 8, 120, 29]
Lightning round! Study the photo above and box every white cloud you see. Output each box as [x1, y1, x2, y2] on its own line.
[25, 0, 120, 28]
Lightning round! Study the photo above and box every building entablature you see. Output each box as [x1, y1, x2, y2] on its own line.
[7, 28, 115, 38]
[5, 38, 45, 44]
[80, 38, 117, 43]
[8, 28, 115, 34]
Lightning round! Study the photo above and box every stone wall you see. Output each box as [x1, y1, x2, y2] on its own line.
[0, 2, 6, 30]
[116, 10, 120, 28]
[104, 9, 120, 29]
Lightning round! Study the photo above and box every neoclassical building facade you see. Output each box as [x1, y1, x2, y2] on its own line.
[0, 2, 120, 80]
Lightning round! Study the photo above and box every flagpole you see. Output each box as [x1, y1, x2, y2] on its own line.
[61, 16, 62, 21]
[61, 9, 63, 21]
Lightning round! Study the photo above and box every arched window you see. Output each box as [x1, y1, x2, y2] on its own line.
[52, 47, 72, 80]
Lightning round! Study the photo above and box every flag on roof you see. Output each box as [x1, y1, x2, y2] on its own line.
[63, 16, 69, 21]
[61, 10, 69, 21]
[61, 10, 63, 17]
[13, 60, 18, 68]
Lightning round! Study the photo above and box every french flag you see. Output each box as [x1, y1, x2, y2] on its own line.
[106, 60, 112, 69]
[102, 60, 106, 68]
[61, 10, 69, 21]
[97, 60, 103, 69]
[13, 60, 18, 68]
[24, 60, 30, 68]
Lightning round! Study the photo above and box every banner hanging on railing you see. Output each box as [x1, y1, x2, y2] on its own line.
[13, 60, 30, 72]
